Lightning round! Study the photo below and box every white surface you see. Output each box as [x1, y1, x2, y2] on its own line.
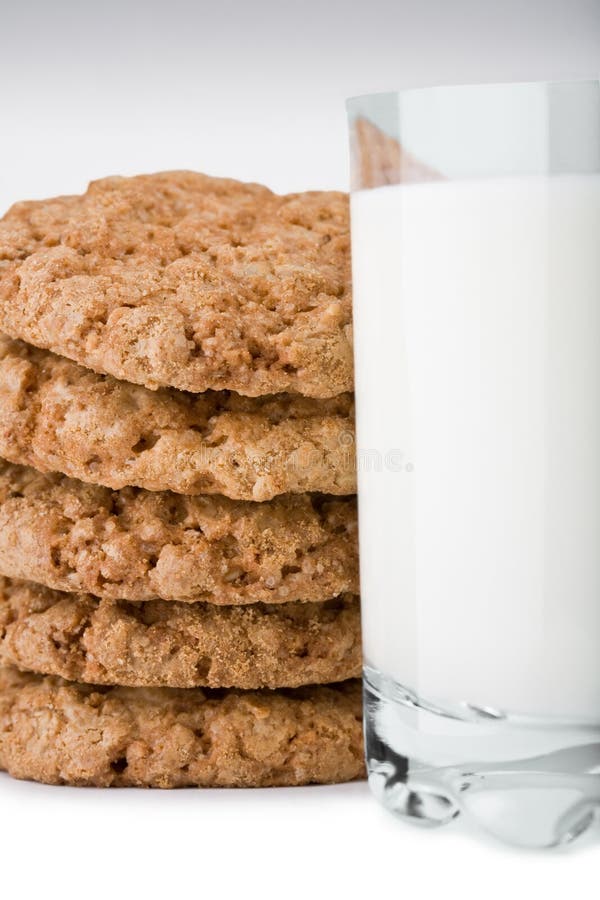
[1, 774, 598, 898]
[351, 177, 600, 717]
[1, 0, 599, 889]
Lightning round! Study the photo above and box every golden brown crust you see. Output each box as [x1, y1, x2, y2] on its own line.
[0, 459, 358, 604]
[0, 577, 361, 689]
[0, 668, 364, 787]
[0, 172, 353, 398]
[0, 334, 355, 501]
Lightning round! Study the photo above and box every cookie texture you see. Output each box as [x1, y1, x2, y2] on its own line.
[0, 668, 364, 787]
[0, 171, 352, 398]
[0, 577, 361, 689]
[0, 335, 355, 501]
[0, 460, 358, 604]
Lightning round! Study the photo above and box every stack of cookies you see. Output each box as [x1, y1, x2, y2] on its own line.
[0, 172, 363, 788]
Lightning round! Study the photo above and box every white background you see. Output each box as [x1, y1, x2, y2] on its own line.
[1, 1, 599, 896]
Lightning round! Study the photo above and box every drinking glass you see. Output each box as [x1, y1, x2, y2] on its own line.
[347, 81, 600, 848]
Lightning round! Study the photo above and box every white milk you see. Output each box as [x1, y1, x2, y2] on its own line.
[350, 176, 600, 719]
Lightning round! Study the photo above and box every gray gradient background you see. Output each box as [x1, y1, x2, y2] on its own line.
[1, 0, 599, 209]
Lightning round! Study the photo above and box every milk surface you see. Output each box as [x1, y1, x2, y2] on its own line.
[350, 176, 600, 719]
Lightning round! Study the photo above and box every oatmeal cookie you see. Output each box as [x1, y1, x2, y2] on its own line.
[0, 460, 358, 604]
[0, 668, 364, 787]
[0, 334, 355, 500]
[0, 577, 361, 689]
[0, 172, 352, 397]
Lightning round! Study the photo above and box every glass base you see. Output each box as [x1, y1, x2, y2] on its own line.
[364, 666, 600, 848]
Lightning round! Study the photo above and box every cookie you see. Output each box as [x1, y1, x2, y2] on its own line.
[0, 577, 361, 689]
[0, 335, 355, 501]
[0, 667, 364, 787]
[0, 460, 358, 604]
[0, 171, 352, 398]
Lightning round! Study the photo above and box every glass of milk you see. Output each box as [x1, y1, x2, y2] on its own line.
[347, 81, 600, 849]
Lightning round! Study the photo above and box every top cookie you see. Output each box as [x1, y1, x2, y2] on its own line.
[0, 172, 352, 397]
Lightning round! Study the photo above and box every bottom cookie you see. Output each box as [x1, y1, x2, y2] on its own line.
[0, 668, 364, 788]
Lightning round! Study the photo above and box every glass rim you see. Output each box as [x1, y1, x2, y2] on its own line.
[346, 78, 600, 187]
[346, 78, 600, 112]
